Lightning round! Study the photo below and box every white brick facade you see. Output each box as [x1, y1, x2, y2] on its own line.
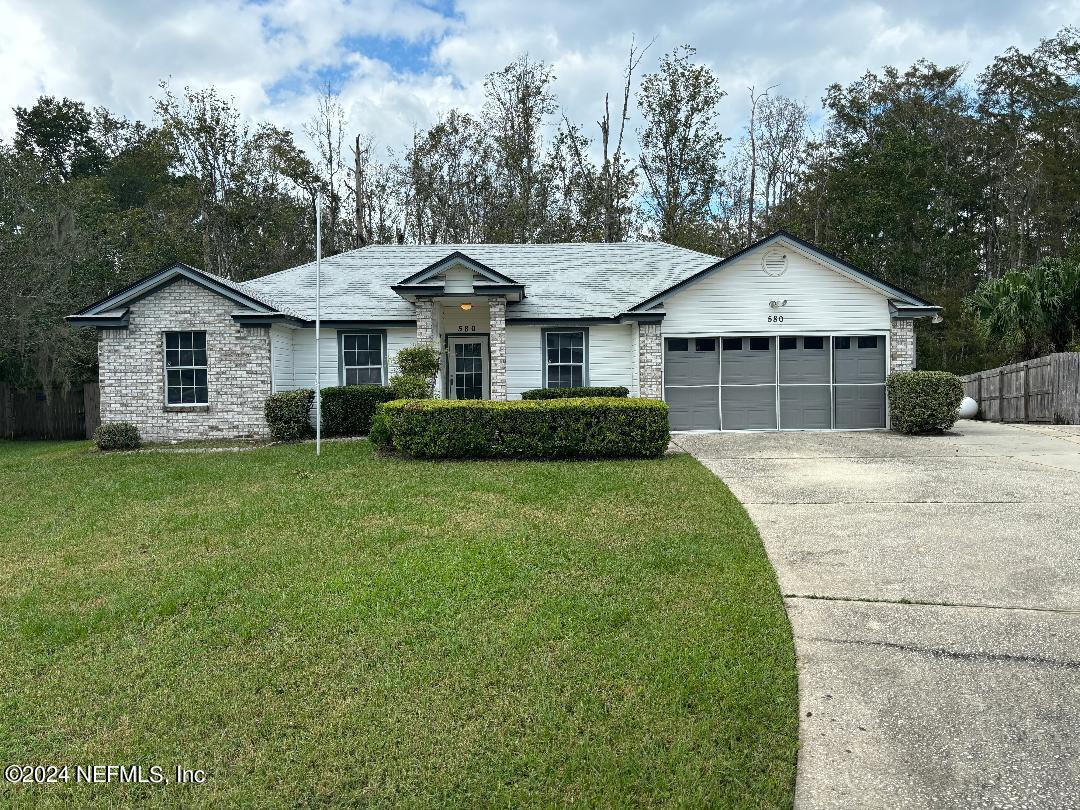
[638, 322, 662, 398]
[488, 297, 507, 400]
[415, 298, 434, 344]
[98, 279, 271, 442]
[890, 318, 916, 373]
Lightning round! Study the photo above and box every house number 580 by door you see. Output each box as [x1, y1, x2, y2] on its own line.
[767, 314, 784, 323]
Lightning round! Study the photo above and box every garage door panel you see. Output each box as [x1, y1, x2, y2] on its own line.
[779, 337, 829, 383]
[721, 337, 776, 384]
[721, 386, 777, 430]
[664, 340, 718, 386]
[779, 385, 831, 429]
[666, 386, 719, 431]
[834, 385, 886, 429]
[834, 336, 885, 383]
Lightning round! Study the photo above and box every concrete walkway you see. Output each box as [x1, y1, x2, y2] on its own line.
[677, 422, 1080, 809]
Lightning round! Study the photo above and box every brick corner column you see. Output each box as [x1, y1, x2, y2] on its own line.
[638, 322, 663, 398]
[890, 318, 915, 373]
[488, 297, 507, 400]
[414, 297, 435, 345]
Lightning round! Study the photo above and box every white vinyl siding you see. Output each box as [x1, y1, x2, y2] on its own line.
[443, 266, 475, 294]
[386, 328, 415, 377]
[505, 323, 637, 398]
[506, 326, 542, 398]
[660, 246, 892, 336]
[588, 324, 637, 394]
[270, 324, 294, 392]
[288, 326, 416, 390]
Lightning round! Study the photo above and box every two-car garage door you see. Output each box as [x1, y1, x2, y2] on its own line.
[665, 335, 887, 430]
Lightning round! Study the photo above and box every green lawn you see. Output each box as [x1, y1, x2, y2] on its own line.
[0, 440, 797, 807]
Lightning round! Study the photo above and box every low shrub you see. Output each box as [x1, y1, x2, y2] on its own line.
[886, 371, 964, 434]
[389, 373, 433, 399]
[371, 397, 669, 459]
[264, 389, 315, 441]
[321, 385, 396, 437]
[520, 386, 630, 400]
[93, 421, 142, 451]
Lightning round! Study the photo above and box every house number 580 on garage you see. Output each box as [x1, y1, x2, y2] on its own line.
[767, 315, 784, 323]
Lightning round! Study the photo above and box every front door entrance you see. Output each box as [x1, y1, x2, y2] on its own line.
[447, 336, 489, 400]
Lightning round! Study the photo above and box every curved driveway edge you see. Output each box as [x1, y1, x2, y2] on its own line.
[678, 422, 1080, 809]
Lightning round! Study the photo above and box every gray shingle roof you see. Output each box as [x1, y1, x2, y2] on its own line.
[240, 242, 719, 321]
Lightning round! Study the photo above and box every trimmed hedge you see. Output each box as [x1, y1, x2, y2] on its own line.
[370, 397, 669, 459]
[886, 370, 964, 434]
[521, 386, 630, 400]
[264, 389, 315, 441]
[321, 385, 397, 437]
[93, 421, 141, 451]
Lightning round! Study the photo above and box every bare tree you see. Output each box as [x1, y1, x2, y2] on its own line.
[745, 85, 776, 244]
[304, 86, 347, 255]
[563, 37, 653, 242]
[756, 95, 809, 223]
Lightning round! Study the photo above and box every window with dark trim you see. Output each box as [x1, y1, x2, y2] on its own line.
[749, 337, 771, 351]
[722, 337, 742, 351]
[667, 338, 689, 352]
[804, 336, 825, 350]
[779, 336, 797, 350]
[341, 332, 384, 385]
[858, 336, 878, 349]
[694, 338, 716, 352]
[164, 331, 208, 404]
[834, 336, 851, 350]
[545, 330, 586, 388]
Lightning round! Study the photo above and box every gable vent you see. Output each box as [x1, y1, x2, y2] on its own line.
[761, 249, 788, 276]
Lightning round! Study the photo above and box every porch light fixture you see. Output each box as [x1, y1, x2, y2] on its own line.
[459, 303, 473, 311]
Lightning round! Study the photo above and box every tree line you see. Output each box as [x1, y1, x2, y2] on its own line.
[1, 29, 1077, 392]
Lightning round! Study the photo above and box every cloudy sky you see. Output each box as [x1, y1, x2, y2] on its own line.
[0, 0, 1074, 159]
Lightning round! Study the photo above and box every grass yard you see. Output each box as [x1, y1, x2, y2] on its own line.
[0, 440, 797, 807]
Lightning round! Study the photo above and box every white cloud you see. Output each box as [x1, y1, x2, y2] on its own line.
[0, 0, 1075, 163]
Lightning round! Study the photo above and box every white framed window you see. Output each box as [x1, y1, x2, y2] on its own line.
[164, 331, 208, 405]
[341, 332, 385, 385]
[543, 329, 588, 388]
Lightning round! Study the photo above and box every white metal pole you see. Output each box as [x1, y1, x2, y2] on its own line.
[315, 192, 322, 456]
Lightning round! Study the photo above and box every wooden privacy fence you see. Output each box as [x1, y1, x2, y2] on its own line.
[0, 383, 100, 440]
[960, 353, 1080, 424]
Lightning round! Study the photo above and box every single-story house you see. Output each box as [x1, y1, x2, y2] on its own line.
[68, 231, 940, 441]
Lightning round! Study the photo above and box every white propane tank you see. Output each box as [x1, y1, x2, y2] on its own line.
[957, 396, 978, 419]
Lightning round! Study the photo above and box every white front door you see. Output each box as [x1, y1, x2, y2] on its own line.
[447, 336, 489, 400]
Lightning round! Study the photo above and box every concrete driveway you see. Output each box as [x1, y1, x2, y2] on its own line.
[677, 421, 1080, 809]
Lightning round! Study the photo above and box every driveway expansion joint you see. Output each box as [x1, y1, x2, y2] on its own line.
[806, 636, 1080, 670]
[784, 593, 1080, 615]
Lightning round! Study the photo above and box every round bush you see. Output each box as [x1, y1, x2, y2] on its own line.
[886, 371, 964, 434]
[395, 344, 441, 378]
[264, 389, 315, 442]
[320, 385, 396, 437]
[94, 421, 142, 451]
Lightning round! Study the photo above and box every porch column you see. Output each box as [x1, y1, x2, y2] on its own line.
[638, 322, 663, 398]
[415, 297, 434, 345]
[890, 318, 915, 373]
[489, 297, 507, 400]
